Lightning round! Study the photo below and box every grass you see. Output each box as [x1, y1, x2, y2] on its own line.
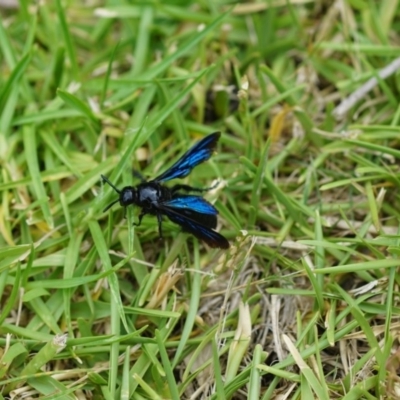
[1, 0, 400, 399]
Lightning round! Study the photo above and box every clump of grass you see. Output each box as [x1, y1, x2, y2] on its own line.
[1, 1, 400, 399]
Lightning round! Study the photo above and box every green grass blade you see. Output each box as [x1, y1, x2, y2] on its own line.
[22, 125, 54, 229]
[88, 220, 128, 332]
[0, 52, 31, 111]
[57, 89, 97, 122]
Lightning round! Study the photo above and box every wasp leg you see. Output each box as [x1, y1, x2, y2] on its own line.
[133, 209, 146, 226]
[156, 212, 163, 239]
[132, 169, 146, 182]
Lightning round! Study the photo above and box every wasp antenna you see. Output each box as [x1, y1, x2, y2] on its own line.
[103, 198, 120, 212]
[101, 174, 121, 194]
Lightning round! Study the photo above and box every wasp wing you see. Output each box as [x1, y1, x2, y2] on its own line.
[165, 211, 229, 249]
[158, 195, 229, 249]
[153, 132, 221, 183]
[162, 195, 218, 229]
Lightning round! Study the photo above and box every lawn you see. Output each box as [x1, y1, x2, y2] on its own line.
[1, 1, 400, 399]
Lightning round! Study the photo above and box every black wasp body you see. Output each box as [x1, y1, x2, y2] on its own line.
[101, 132, 229, 249]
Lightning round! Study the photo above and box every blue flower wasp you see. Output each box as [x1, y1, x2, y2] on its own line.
[101, 132, 229, 249]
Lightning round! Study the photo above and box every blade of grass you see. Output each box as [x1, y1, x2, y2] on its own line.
[0, 52, 31, 112]
[88, 220, 129, 332]
[57, 89, 97, 122]
[249, 139, 270, 227]
[22, 124, 54, 229]
[172, 241, 201, 367]
[55, 0, 78, 79]
[155, 329, 180, 399]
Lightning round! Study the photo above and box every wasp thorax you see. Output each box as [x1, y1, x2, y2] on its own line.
[120, 187, 137, 206]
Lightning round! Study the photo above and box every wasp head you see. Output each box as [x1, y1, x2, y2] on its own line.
[120, 187, 137, 206]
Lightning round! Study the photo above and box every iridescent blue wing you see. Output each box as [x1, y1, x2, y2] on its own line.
[161, 195, 218, 229]
[160, 206, 229, 249]
[153, 132, 221, 182]
[163, 195, 217, 215]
